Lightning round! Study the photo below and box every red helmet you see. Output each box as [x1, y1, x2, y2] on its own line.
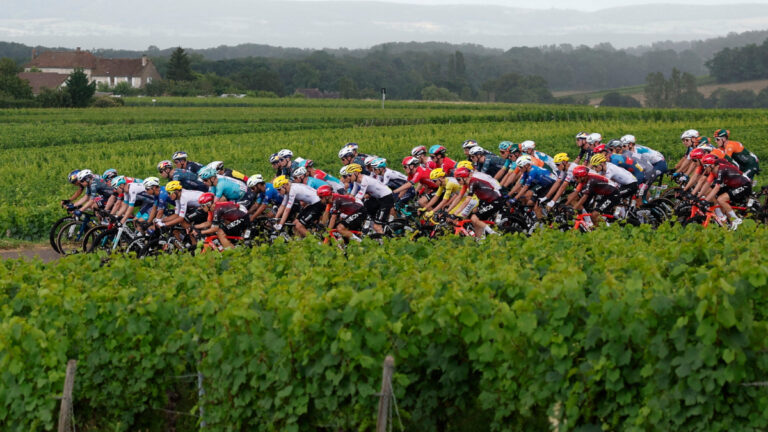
[593, 144, 607, 153]
[198, 192, 215, 205]
[402, 156, 417, 167]
[317, 185, 332, 197]
[701, 154, 717, 166]
[411, 145, 427, 157]
[454, 167, 471, 178]
[689, 148, 707, 160]
[573, 165, 589, 178]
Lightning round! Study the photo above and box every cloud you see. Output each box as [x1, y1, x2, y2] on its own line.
[373, 20, 443, 33]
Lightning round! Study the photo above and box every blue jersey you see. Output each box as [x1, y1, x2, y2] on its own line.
[173, 169, 208, 192]
[521, 166, 557, 187]
[306, 177, 329, 190]
[210, 176, 247, 201]
[154, 186, 174, 209]
[257, 183, 282, 205]
[610, 154, 645, 182]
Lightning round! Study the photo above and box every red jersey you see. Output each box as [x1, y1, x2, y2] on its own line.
[207, 202, 247, 225]
[408, 166, 439, 190]
[575, 173, 619, 196]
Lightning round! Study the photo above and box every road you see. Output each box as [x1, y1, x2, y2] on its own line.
[0, 246, 60, 263]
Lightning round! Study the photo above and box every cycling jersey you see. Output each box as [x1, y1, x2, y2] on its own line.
[352, 154, 372, 175]
[283, 183, 320, 209]
[713, 166, 750, 190]
[208, 202, 248, 226]
[576, 174, 619, 196]
[123, 182, 152, 206]
[557, 163, 578, 184]
[721, 140, 759, 177]
[186, 161, 204, 174]
[477, 155, 506, 177]
[408, 166, 439, 191]
[436, 177, 462, 200]
[210, 175, 247, 201]
[306, 177, 330, 190]
[354, 175, 393, 200]
[521, 166, 557, 188]
[468, 172, 502, 203]
[533, 151, 558, 173]
[220, 168, 248, 183]
[154, 187, 174, 211]
[381, 168, 408, 187]
[314, 169, 341, 184]
[429, 157, 457, 175]
[172, 169, 208, 192]
[634, 145, 664, 164]
[88, 177, 115, 199]
[610, 154, 645, 182]
[175, 189, 204, 218]
[256, 183, 283, 206]
[329, 193, 365, 216]
[600, 163, 637, 186]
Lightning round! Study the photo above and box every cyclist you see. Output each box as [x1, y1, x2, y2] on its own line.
[142, 177, 174, 223]
[299, 159, 345, 193]
[74, 169, 116, 213]
[155, 180, 206, 235]
[318, 185, 366, 242]
[292, 166, 330, 190]
[206, 161, 248, 183]
[713, 128, 760, 179]
[621, 135, 667, 184]
[345, 142, 370, 168]
[575, 132, 599, 165]
[199, 166, 254, 207]
[511, 155, 558, 220]
[63, 169, 85, 208]
[111, 175, 154, 224]
[429, 145, 456, 175]
[393, 156, 440, 208]
[702, 154, 750, 230]
[495, 141, 518, 182]
[193, 192, 249, 250]
[246, 175, 281, 220]
[269, 153, 288, 176]
[520, 140, 557, 173]
[543, 152, 579, 208]
[172, 151, 204, 174]
[347, 163, 394, 234]
[421, 168, 462, 218]
[370, 158, 412, 203]
[675, 129, 700, 174]
[589, 153, 638, 214]
[468, 146, 505, 177]
[572, 166, 620, 227]
[574, 132, 589, 163]
[273, 175, 324, 238]
[277, 149, 299, 175]
[452, 167, 502, 237]
[411, 146, 433, 168]
[158, 160, 208, 192]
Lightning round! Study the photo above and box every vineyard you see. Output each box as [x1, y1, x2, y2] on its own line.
[2, 99, 768, 430]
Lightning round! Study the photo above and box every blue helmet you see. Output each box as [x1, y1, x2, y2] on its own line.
[102, 168, 118, 181]
[429, 145, 446, 156]
[198, 167, 217, 180]
[269, 153, 280, 164]
[68, 170, 81, 184]
[372, 157, 387, 169]
[499, 141, 513, 151]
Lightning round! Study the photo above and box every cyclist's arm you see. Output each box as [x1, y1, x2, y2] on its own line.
[393, 180, 414, 195]
[161, 214, 183, 227]
[573, 193, 589, 211]
[705, 183, 721, 202]
[328, 213, 338, 230]
[68, 187, 84, 202]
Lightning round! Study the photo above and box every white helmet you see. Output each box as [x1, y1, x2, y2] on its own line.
[294, 157, 305, 164]
[586, 133, 602, 145]
[364, 155, 378, 166]
[516, 155, 533, 168]
[520, 140, 535, 152]
[207, 161, 224, 171]
[339, 165, 349, 176]
[338, 146, 355, 159]
[620, 135, 636, 145]
[292, 167, 308, 178]
[76, 169, 93, 182]
[680, 129, 699, 140]
[142, 176, 160, 189]
[246, 174, 264, 188]
[462, 139, 478, 149]
[278, 149, 293, 159]
[468, 146, 485, 156]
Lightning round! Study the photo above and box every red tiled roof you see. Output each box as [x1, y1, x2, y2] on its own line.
[17, 72, 68, 94]
[93, 58, 146, 77]
[26, 50, 98, 69]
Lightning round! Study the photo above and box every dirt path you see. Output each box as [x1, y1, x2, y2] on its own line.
[0, 246, 60, 263]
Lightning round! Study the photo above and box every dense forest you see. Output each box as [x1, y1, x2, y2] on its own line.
[707, 38, 768, 83]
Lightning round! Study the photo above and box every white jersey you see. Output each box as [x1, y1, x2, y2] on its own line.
[604, 163, 637, 186]
[175, 189, 204, 217]
[283, 183, 320, 209]
[382, 168, 408, 185]
[124, 182, 148, 206]
[557, 163, 577, 183]
[634, 145, 664, 164]
[354, 175, 393, 200]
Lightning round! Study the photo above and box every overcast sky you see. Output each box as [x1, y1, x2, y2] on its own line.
[4, 0, 768, 50]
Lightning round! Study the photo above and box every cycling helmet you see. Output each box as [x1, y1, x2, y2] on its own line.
[468, 146, 485, 156]
[587, 133, 602, 144]
[102, 168, 118, 181]
[553, 153, 569, 164]
[303, 159, 314, 168]
[110, 176, 127, 188]
[172, 151, 188, 161]
[198, 192, 215, 206]
[68, 170, 81, 184]
[292, 167, 308, 178]
[372, 158, 387, 169]
[620, 134, 636, 145]
[165, 181, 183, 193]
[273, 175, 290, 189]
[198, 167, 217, 180]
[317, 185, 333, 197]
[516, 155, 533, 168]
[573, 166, 589, 178]
[76, 169, 93, 182]
[701, 154, 717, 165]
[278, 149, 293, 159]
[346, 163, 363, 174]
[593, 144, 607, 154]
[429, 145, 447, 156]
[346, 142, 359, 150]
[607, 139, 623, 150]
[456, 160, 474, 170]
[498, 141, 513, 151]
[402, 156, 418, 167]
[454, 167, 471, 178]
[680, 129, 699, 140]
[575, 132, 588, 140]
[714, 128, 729, 138]
[207, 161, 224, 171]
[142, 176, 160, 189]
[339, 166, 349, 177]
[520, 140, 535, 152]
[411, 145, 427, 157]
[689, 148, 707, 160]
[590, 154, 607, 166]
[157, 160, 173, 172]
[462, 139, 478, 149]
[364, 155, 378, 166]
[246, 174, 265, 188]
[269, 153, 280, 164]
[429, 168, 446, 180]
[338, 146, 355, 159]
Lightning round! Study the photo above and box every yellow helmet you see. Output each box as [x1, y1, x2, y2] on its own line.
[346, 163, 363, 174]
[165, 180, 183, 193]
[553, 153, 569, 164]
[589, 154, 607, 166]
[273, 175, 289, 189]
[429, 168, 446, 180]
[456, 160, 474, 170]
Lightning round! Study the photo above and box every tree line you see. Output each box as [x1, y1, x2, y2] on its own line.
[707, 38, 768, 83]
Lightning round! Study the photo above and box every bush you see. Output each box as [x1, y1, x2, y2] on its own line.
[35, 88, 70, 108]
[421, 85, 460, 101]
[90, 96, 124, 107]
[247, 90, 278, 98]
[600, 92, 642, 108]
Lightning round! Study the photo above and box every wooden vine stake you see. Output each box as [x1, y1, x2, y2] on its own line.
[57, 359, 77, 432]
[376, 355, 395, 432]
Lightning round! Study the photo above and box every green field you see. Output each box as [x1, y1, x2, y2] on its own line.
[2, 100, 768, 431]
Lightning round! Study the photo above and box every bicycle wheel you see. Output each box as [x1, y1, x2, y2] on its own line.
[82, 225, 108, 253]
[125, 237, 149, 257]
[88, 228, 127, 254]
[49, 216, 74, 254]
[56, 220, 89, 255]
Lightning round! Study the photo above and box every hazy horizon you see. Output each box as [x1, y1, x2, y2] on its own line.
[4, 0, 768, 51]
